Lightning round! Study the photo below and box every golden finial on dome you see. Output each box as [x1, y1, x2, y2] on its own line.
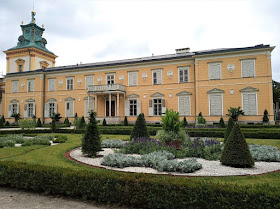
[21, 21, 24, 25]
[42, 24, 44, 28]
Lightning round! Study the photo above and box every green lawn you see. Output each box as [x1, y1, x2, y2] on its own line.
[0, 133, 280, 188]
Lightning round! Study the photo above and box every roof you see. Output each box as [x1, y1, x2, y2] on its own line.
[6, 44, 273, 76]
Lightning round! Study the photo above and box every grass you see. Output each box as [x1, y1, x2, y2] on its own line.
[0, 133, 279, 188]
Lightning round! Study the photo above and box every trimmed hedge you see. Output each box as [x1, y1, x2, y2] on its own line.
[0, 161, 279, 209]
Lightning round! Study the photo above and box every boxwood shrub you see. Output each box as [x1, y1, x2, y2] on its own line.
[0, 161, 279, 209]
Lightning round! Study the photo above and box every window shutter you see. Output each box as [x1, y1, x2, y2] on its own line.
[24, 104, 28, 118]
[49, 79, 55, 91]
[179, 96, 190, 116]
[125, 100, 129, 116]
[70, 102, 74, 117]
[209, 63, 221, 80]
[85, 101, 88, 117]
[136, 99, 141, 115]
[148, 99, 153, 116]
[162, 99, 166, 114]
[29, 80, 34, 92]
[242, 60, 254, 77]
[248, 94, 257, 115]
[86, 76, 93, 89]
[54, 103, 57, 114]
[243, 94, 249, 115]
[157, 71, 162, 84]
[89, 100, 94, 112]
[16, 104, 19, 114]
[8, 104, 12, 117]
[179, 97, 184, 114]
[210, 95, 222, 116]
[44, 103, 49, 118]
[33, 103, 36, 116]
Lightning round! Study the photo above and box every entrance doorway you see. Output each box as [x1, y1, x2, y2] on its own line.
[106, 101, 115, 117]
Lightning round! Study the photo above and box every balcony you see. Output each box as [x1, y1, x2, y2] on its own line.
[88, 84, 125, 93]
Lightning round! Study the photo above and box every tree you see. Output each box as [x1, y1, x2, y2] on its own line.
[0, 118, 3, 128]
[102, 118, 107, 126]
[220, 123, 254, 168]
[226, 106, 244, 122]
[79, 116, 86, 129]
[51, 119, 56, 133]
[224, 117, 235, 143]
[1, 115, 5, 124]
[182, 116, 188, 127]
[36, 118, 42, 127]
[197, 112, 206, 124]
[262, 109, 269, 125]
[130, 113, 149, 140]
[51, 112, 62, 123]
[64, 117, 70, 127]
[273, 80, 280, 104]
[219, 117, 226, 128]
[124, 116, 128, 126]
[82, 111, 102, 157]
[11, 113, 20, 124]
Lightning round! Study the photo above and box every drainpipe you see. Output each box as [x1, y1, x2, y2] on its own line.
[194, 60, 197, 123]
[42, 72, 46, 124]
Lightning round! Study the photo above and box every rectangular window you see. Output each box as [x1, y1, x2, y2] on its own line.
[12, 81, 19, 93]
[179, 67, 189, 83]
[209, 94, 223, 116]
[48, 79, 56, 91]
[178, 96, 190, 116]
[129, 100, 137, 116]
[27, 103, 34, 118]
[85, 76, 94, 89]
[12, 104, 18, 114]
[19, 65, 23, 72]
[106, 74, 115, 84]
[128, 72, 138, 86]
[153, 99, 162, 116]
[209, 62, 221, 80]
[242, 59, 255, 78]
[66, 77, 74, 90]
[49, 103, 55, 117]
[243, 93, 257, 115]
[66, 101, 74, 117]
[27, 79, 34, 92]
[152, 69, 162, 85]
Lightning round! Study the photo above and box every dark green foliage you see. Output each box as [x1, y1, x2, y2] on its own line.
[51, 113, 62, 123]
[102, 118, 107, 126]
[198, 112, 202, 117]
[53, 135, 68, 143]
[263, 109, 269, 124]
[36, 118, 42, 127]
[1, 115, 5, 124]
[224, 117, 235, 143]
[161, 109, 182, 133]
[130, 113, 149, 140]
[221, 124, 255, 168]
[0, 119, 3, 128]
[182, 116, 188, 127]
[51, 119, 56, 133]
[5, 121, 10, 126]
[64, 117, 70, 127]
[11, 112, 20, 123]
[226, 106, 244, 121]
[219, 117, 226, 128]
[82, 112, 102, 157]
[74, 113, 78, 119]
[124, 116, 128, 126]
[197, 112, 206, 124]
[0, 161, 279, 209]
[79, 116, 86, 129]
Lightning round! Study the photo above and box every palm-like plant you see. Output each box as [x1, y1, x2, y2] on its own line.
[226, 106, 244, 121]
[161, 109, 182, 133]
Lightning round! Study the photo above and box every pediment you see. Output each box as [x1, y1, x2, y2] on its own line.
[65, 97, 75, 101]
[47, 98, 57, 102]
[239, 86, 259, 92]
[176, 91, 192, 96]
[84, 96, 94, 100]
[150, 92, 164, 97]
[207, 88, 224, 94]
[127, 93, 139, 98]
[10, 99, 19, 103]
[26, 98, 35, 102]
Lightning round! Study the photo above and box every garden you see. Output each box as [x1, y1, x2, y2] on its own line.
[0, 109, 280, 208]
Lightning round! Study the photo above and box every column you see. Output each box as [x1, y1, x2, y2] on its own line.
[117, 93, 119, 117]
[87, 93, 90, 116]
[95, 93, 98, 114]
[109, 93, 111, 117]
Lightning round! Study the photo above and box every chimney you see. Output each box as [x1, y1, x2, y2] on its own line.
[175, 47, 190, 54]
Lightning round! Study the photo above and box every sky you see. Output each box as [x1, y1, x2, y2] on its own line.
[0, 0, 279, 81]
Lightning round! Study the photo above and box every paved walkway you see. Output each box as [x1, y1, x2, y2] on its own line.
[0, 187, 130, 209]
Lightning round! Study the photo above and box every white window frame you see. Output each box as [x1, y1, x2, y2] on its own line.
[178, 67, 189, 83]
[152, 69, 162, 85]
[49, 102, 55, 117]
[241, 59, 255, 78]
[242, 92, 258, 116]
[178, 95, 191, 116]
[66, 77, 74, 90]
[208, 62, 221, 80]
[48, 79, 56, 92]
[129, 99, 137, 116]
[27, 103, 34, 118]
[65, 101, 74, 117]
[128, 72, 138, 86]
[208, 94, 223, 116]
[85, 75, 94, 90]
[153, 98, 163, 116]
[12, 81, 19, 93]
[12, 104, 18, 114]
[106, 74, 115, 84]
[27, 79, 34, 92]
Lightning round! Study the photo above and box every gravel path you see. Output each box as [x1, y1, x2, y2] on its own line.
[70, 148, 280, 176]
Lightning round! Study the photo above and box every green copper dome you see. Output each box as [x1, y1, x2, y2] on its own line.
[7, 11, 54, 55]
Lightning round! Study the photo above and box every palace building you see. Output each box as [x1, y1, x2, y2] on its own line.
[2, 12, 275, 124]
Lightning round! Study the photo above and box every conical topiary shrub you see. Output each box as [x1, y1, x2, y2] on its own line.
[36, 118, 42, 127]
[219, 117, 226, 128]
[82, 111, 102, 157]
[64, 117, 70, 127]
[220, 123, 254, 168]
[1, 115, 5, 124]
[224, 117, 235, 143]
[103, 118, 107, 126]
[79, 116, 86, 129]
[262, 109, 269, 125]
[130, 113, 149, 140]
[182, 116, 188, 127]
[0, 118, 3, 128]
[124, 116, 128, 126]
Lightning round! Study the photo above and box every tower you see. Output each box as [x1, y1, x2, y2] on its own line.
[4, 11, 57, 74]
